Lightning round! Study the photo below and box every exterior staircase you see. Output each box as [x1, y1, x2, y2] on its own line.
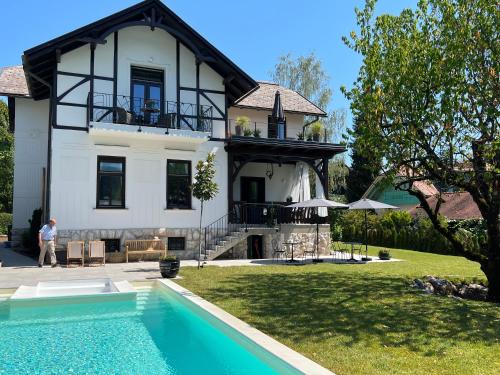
[202, 228, 250, 260]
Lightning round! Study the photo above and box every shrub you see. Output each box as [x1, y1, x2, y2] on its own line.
[0, 212, 12, 235]
[378, 249, 391, 259]
[22, 208, 43, 255]
[159, 254, 178, 261]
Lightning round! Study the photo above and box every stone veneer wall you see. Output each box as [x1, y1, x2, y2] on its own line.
[12, 224, 331, 262]
[55, 227, 202, 261]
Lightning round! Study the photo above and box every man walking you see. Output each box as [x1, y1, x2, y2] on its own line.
[38, 218, 58, 268]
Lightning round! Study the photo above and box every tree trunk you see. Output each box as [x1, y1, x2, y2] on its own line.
[483, 216, 500, 302]
[197, 201, 204, 270]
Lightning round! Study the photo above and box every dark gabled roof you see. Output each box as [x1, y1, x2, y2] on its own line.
[233, 81, 327, 116]
[0, 66, 29, 97]
[22, 0, 257, 101]
[408, 192, 482, 220]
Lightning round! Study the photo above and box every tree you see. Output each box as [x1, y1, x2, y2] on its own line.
[0, 100, 13, 213]
[343, 0, 499, 300]
[192, 152, 219, 269]
[346, 115, 382, 202]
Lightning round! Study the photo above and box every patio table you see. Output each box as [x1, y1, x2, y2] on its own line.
[283, 241, 301, 263]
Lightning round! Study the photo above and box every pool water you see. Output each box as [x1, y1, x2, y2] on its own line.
[0, 286, 301, 374]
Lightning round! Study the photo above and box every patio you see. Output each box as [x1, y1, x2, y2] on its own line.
[0, 245, 399, 289]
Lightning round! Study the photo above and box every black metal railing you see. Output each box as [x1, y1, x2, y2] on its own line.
[89, 92, 213, 134]
[228, 119, 329, 143]
[232, 202, 324, 226]
[202, 211, 245, 259]
[201, 202, 324, 259]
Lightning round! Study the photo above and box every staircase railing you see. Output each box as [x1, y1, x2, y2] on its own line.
[202, 210, 246, 260]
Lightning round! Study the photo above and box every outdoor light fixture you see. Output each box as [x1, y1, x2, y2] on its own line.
[266, 163, 274, 180]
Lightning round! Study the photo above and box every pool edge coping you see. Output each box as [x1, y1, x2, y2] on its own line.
[157, 279, 335, 375]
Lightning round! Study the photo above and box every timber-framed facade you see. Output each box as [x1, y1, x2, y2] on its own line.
[1, 0, 345, 261]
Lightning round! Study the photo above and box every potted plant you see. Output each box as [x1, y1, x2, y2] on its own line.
[296, 132, 304, 141]
[309, 121, 323, 142]
[235, 116, 250, 136]
[378, 249, 391, 260]
[159, 254, 180, 278]
[243, 127, 253, 137]
[253, 128, 261, 138]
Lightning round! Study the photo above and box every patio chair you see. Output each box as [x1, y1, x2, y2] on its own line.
[330, 241, 343, 261]
[272, 238, 287, 263]
[66, 241, 85, 267]
[115, 107, 135, 124]
[88, 240, 106, 266]
[352, 243, 363, 261]
[302, 243, 316, 262]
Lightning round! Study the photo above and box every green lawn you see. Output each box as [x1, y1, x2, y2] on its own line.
[175, 247, 500, 375]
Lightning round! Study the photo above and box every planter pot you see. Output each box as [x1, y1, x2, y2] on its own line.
[159, 259, 180, 278]
[235, 125, 242, 136]
[312, 133, 320, 142]
[379, 255, 391, 260]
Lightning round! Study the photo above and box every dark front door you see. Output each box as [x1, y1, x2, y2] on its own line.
[131, 67, 164, 125]
[240, 177, 265, 224]
[247, 235, 263, 259]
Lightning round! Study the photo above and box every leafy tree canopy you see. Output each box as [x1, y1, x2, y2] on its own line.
[343, 0, 499, 300]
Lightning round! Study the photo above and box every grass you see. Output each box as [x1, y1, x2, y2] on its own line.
[175, 247, 500, 375]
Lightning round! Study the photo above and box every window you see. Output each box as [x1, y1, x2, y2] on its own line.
[167, 160, 191, 209]
[96, 156, 125, 208]
[168, 237, 185, 251]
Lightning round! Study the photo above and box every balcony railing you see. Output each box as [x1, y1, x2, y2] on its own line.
[88, 92, 213, 134]
[231, 202, 326, 226]
[228, 119, 329, 143]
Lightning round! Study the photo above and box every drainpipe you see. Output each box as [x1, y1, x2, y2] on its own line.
[26, 71, 53, 222]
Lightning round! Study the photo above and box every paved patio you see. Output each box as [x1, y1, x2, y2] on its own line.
[0, 246, 399, 289]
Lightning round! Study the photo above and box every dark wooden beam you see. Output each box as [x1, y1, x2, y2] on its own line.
[176, 39, 181, 129]
[112, 31, 118, 122]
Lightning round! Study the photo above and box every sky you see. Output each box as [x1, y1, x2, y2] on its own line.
[0, 0, 416, 131]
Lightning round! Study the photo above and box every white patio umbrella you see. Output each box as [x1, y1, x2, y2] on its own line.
[288, 198, 349, 260]
[348, 199, 398, 256]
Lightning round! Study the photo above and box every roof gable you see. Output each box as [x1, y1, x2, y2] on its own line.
[22, 0, 256, 101]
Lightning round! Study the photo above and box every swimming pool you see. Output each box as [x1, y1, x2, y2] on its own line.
[0, 281, 320, 374]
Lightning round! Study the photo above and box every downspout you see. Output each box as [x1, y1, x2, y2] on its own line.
[26, 71, 53, 222]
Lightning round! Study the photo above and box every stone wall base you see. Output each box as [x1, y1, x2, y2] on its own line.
[11, 224, 331, 262]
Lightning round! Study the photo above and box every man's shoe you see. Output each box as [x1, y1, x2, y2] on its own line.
[51, 263, 58, 268]
[38, 264, 43, 268]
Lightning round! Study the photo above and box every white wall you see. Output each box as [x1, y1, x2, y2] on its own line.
[228, 107, 305, 139]
[49, 129, 228, 230]
[12, 99, 49, 229]
[233, 162, 304, 203]
[56, 26, 226, 132]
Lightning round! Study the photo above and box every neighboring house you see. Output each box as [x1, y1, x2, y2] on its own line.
[362, 176, 439, 209]
[0, 0, 345, 260]
[408, 192, 482, 220]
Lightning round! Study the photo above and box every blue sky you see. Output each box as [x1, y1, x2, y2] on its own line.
[0, 0, 416, 127]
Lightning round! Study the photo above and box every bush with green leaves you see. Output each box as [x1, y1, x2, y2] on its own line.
[0, 212, 11, 235]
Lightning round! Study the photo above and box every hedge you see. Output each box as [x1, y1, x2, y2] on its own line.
[333, 210, 484, 255]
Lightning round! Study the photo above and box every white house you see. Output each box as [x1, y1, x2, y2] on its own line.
[0, 0, 345, 261]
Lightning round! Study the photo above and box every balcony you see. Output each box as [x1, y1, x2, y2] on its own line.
[227, 119, 329, 142]
[87, 92, 214, 144]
